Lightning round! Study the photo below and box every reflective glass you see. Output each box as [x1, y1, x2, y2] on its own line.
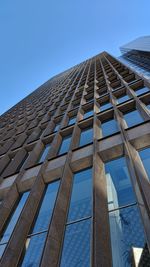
[124, 110, 143, 128]
[38, 144, 51, 163]
[109, 205, 145, 267]
[60, 219, 91, 267]
[21, 232, 47, 267]
[68, 168, 92, 222]
[79, 128, 93, 147]
[146, 103, 150, 109]
[58, 135, 72, 155]
[68, 117, 76, 126]
[0, 191, 29, 245]
[100, 102, 112, 111]
[54, 124, 60, 132]
[105, 157, 136, 210]
[117, 95, 130, 104]
[101, 119, 119, 137]
[139, 147, 150, 180]
[84, 110, 93, 119]
[135, 86, 149, 96]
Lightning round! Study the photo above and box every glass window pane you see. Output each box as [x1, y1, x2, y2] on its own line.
[0, 244, 7, 259]
[139, 147, 150, 180]
[101, 119, 119, 137]
[60, 219, 91, 267]
[32, 180, 60, 233]
[124, 110, 143, 128]
[68, 168, 92, 222]
[21, 232, 47, 267]
[79, 128, 93, 147]
[54, 124, 60, 132]
[0, 191, 29, 245]
[100, 102, 112, 112]
[38, 144, 51, 163]
[146, 103, 150, 110]
[117, 95, 130, 104]
[105, 157, 136, 210]
[58, 136, 71, 155]
[68, 117, 76, 126]
[84, 110, 93, 119]
[109, 205, 145, 267]
[135, 87, 149, 96]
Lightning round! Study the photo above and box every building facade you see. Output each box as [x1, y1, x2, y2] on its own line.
[0, 51, 150, 267]
[120, 36, 150, 80]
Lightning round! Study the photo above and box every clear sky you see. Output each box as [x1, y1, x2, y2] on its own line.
[0, 0, 150, 115]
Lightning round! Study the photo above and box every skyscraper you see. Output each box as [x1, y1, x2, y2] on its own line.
[120, 36, 150, 80]
[0, 51, 150, 267]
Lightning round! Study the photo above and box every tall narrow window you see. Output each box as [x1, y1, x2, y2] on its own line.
[139, 147, 150, 180]
[105, 157, 145, 267]
[124, 109, 143, 128]
[38, 144, 51, 163]
[101, 119, 119, 137]
[21, 180, 60, 267]
[0, 191, 29, 258]
[60, 168, 92, 267]
[79, 127, 93, 147]
[58, 135, 72, 155]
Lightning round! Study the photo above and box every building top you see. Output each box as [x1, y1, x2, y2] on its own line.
[120, 36, 150, 53]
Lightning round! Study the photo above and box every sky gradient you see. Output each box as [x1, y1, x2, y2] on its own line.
[0, 0, 150, 115]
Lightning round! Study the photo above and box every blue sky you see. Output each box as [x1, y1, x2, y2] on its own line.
[0, 0, 150, 115]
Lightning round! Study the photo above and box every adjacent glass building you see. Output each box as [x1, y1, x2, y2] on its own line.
[0, 50, 150, 267]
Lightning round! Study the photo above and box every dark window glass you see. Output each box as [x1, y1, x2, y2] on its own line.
[68, 117, 76, 126]
[101, 119, 119, 137]
[38, 144, 51, 163]
[109, 206, 145, 267]
[84, 110, 93, 119]
[79, 127, 93, 147]
[0, 191, 29, 258]
[100, 102, 112, 112]
[139, 147, 150, 180]
[117, 94, 130, 104]
[68, 168, 92, 222]
[105, 157, 136, 210]
[58, 135, 72, 155]
[135, 86, 149, 96]
[124, 110, 143, 128]
[21, 180, 60, 267]
[60, 219, 91, 267]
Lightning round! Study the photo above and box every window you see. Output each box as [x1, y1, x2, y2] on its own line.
[79, 127, 93, 147]
[117, 94, 130, 104]
[124, 109, 143, 128]
[0, 191, 29, 258]
[84, 110, 93, 119]
[16, 152, 29, 172]
[60, 168, 92, 267]
[139, 147, 150, 180]
[101, 119, 119, 137]
[21, 180, 60, 267]
[38, 144, 51, 163]
[54, 124, 60, 132]
[100, 102, 112, 112]
[146, 103, 150, 110]
[58, 135, 72, 155]
[105, 157, 145, 267]
[68, 116, 76, 126]
[134, 86, 149, 96]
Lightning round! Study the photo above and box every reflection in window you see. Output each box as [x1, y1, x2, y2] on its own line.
[60, 168, 92, 266]
[100, 102, 112, 112]
[0, 191, 29, 258]
[38, 144, 51, 163]
[21, 180, 60, 267]
[58, 135, 72, 155]
[139, 147, 150, 180]
[54, 124, 60, 132]
[105, 157, 146, 267]
[124, 110, 143, 128]
[117, 94, 130, 104]
[68, 116, 76, 126]
[84, 110, 93, 119]
[101, 119, 119, 137]
[146, 103, 150, 110]
[135, 86, 149, 96]
[79, 127, 93, 147]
